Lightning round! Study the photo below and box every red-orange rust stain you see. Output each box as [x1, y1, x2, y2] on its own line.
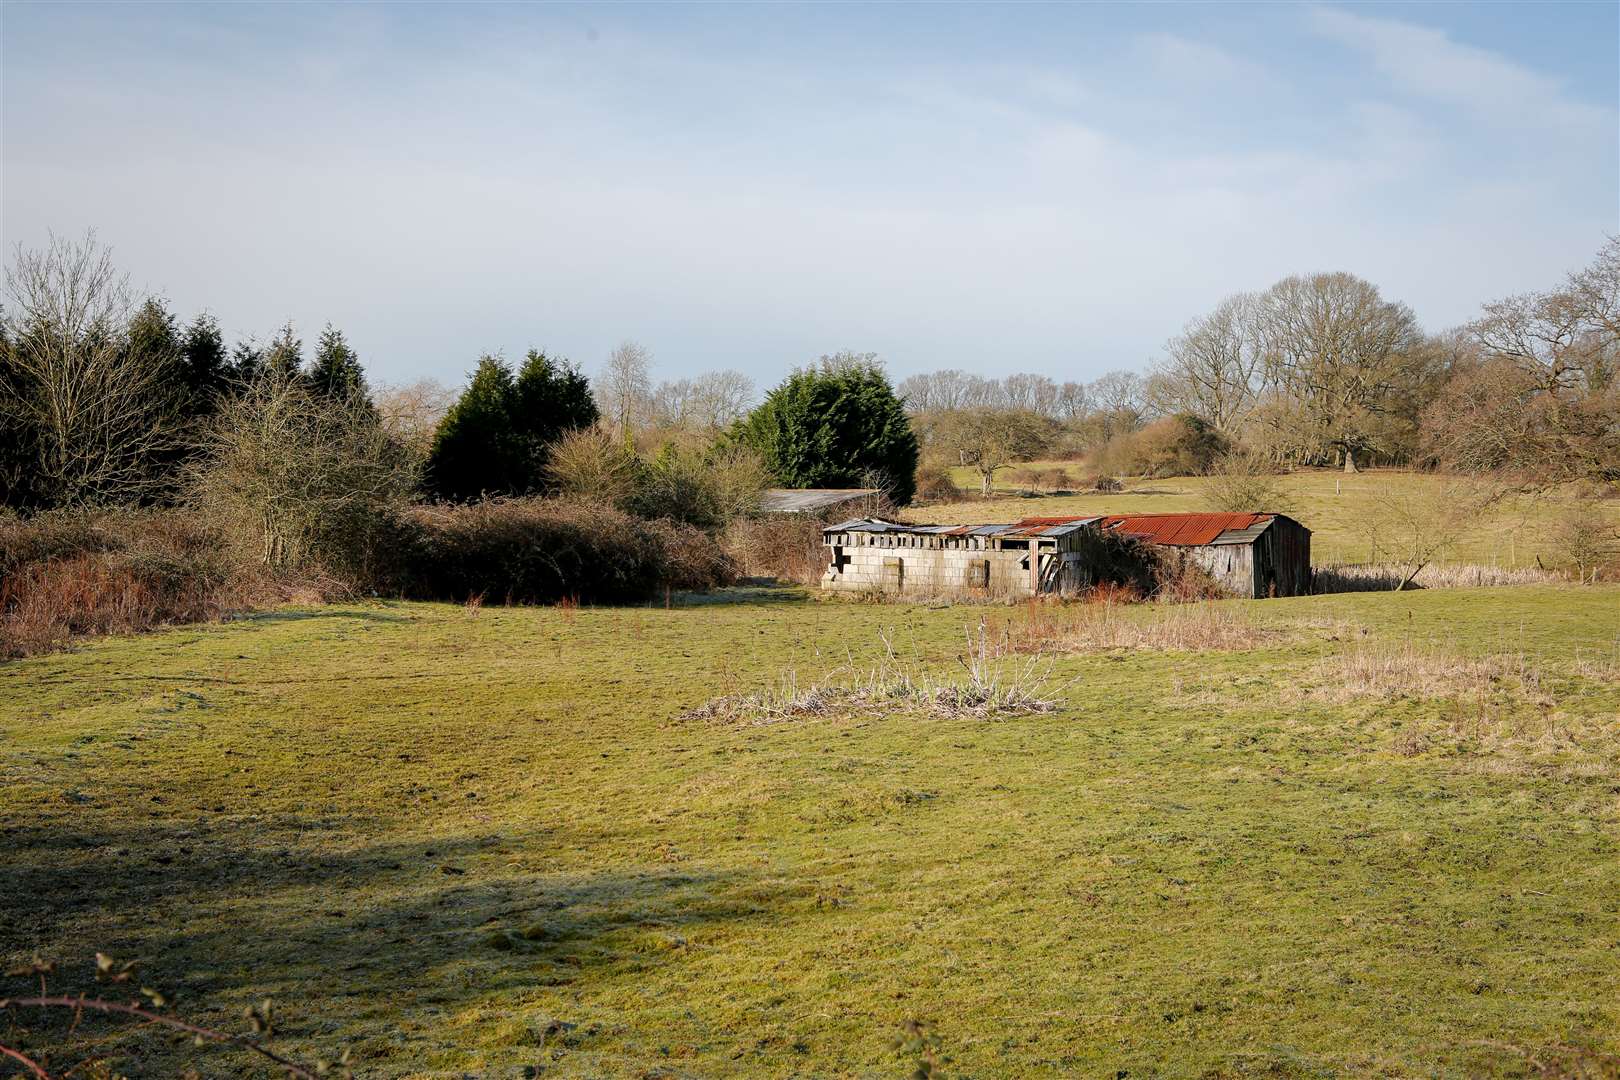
[1009, 512, 1275, 546]
[1101, 512, 1271, 546]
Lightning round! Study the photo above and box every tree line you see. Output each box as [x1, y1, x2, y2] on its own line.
[0, 232, 919, 559]
[903, 242, 1619, 491]
[4, 229, 1614, 535]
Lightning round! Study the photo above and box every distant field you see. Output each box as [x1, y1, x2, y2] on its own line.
[924, 466, 1619, 567]
[4, 584, 1619, 1076]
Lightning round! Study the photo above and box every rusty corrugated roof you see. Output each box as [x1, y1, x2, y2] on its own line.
[1100, 512, 1273, 546]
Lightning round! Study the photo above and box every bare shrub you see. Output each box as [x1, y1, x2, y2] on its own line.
[721, 514, 833, 584]
[1090, 474, 1122, 493]
[1041, 467, 1072, 492]
[913, 464, 963, 504]
[400, 497, 734, 604]
[683, 620, 1066, 724]
[639, 517, 741, 591]
[1202, 452, 1294, 513]
[1151, 554, 1229, 602]
[1009, 467, 1041, 493]
[630, 443, 769, 528]
[1312, 563, 1560, 593]
[544, 425, 639, 507]
[0, 509, 304, 658]
[191, 367, 416, 577]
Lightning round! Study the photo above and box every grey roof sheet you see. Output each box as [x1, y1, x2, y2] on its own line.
[760, 488, 881, 513]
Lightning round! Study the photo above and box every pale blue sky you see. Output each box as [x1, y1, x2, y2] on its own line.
[3, 2, 1616, 388]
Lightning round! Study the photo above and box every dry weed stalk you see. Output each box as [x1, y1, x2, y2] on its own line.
[1003, 600, 1291, 655]
[0, 955, 347, 1079]
[682, 618, 1069, 724]
[1313, 563, 1561, 593]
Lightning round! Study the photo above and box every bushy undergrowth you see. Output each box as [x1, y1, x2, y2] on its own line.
[912, 464, 963, 505]
[397, 498, 734, 604]
[1, 497, 736, 657]
[722, 514, 837, 585]
[0, 510, 326, 658]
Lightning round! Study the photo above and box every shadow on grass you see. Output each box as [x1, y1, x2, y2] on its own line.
[1, 818, 775, 1070]
[671, 582, 811, 606]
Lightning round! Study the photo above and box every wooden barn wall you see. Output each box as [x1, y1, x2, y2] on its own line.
[1184, 545, 1255, 597]
[1253, 520, 1312, 597]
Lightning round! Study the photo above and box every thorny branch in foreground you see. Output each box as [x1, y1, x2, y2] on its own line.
[0, 955, 349, 1080]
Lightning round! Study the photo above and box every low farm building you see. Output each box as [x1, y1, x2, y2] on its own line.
[1097, 512, 1311, 598]
[820, 512, 1310, 599]
[820, 517, 1142, 599]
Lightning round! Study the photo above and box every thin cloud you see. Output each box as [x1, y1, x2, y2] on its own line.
[1308, 5, 1613, 136]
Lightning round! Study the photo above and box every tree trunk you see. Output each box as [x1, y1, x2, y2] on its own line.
[1342, 447, 1358, 473]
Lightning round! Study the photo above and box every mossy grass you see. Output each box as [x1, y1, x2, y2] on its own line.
[3, 584, 1618, 1075]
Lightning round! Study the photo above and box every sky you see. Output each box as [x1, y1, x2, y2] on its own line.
[3, 1, 1617, 391]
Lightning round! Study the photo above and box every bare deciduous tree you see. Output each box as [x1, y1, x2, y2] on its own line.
[1360, 477, 1511, 591]
[1549, 492, 1620, 582]
[1, 231, 182, 506]
[1259, 272, 1423, 472]
[1454, 239, 1620, 482]
[928, 407, 1052, 494]
[596, 340, 653, 436]
[649, 369, 755, 431]
[373, 377, 456, 460]
[1154, 292, 1266, 434]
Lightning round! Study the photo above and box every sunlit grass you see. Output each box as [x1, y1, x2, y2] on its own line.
[923, 465, 1619, 568]
[2, 584, 1618, 1076]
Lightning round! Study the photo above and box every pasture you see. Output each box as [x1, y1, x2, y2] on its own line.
[926, 466, 1617, 568]
[3, 583, 1618, 1076]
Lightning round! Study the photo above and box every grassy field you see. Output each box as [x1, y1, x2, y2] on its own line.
[925, 466, 1618, 568]
[3, 584, 1619, 1077]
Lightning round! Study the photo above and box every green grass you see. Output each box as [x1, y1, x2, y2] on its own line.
[925, 466, 1618, 567]
[3, 586, 1619, 1077]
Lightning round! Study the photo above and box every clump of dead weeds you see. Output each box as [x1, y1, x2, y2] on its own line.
[681, 619, 1069, 724]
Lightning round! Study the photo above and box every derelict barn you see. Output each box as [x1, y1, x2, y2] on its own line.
[820, 518, 1147, 599]
[820, 512, 1311, 599]
[1096, 513, 1312, 598]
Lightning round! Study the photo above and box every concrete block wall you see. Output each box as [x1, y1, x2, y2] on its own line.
[822, 547, 1038, 597]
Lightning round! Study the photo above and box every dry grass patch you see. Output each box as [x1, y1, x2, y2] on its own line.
[1301, 639, 1559, 705]
[682, 621, 1068, 723]
[1313, 562, 1562, 592]
[999, 599, 1317, 655]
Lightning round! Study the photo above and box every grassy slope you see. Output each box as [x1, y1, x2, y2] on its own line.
[925, 466, 1618, 567]
[2, 586, 1618, 1077]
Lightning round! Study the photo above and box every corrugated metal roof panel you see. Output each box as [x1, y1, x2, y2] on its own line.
[1208, 520, 1276, 546]
[761, 488, 881, 513]
[1100, 513, 1274, 546]
[821, 517, 896, 534]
